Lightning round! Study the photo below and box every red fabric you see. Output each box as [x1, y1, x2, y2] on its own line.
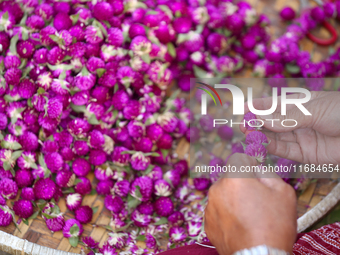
[159, 223, 340, 255]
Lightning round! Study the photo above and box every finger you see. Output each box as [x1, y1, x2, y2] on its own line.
[265, 132, 304, 162]
[256, 175, 287, 191]
[223, 153, 258, 178]
[263, 130, 297, 143]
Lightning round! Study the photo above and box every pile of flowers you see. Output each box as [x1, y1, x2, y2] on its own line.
[0, 0, 338, 254]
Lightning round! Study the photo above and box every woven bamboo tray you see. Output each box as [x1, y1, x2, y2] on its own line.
[2, 0, 340, 254]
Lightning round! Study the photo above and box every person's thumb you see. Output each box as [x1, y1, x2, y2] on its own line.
[257, 106, 313, 132]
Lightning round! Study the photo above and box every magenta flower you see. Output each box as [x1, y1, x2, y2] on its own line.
[169, 226, 187, 243]
[245, 143, 267, 163]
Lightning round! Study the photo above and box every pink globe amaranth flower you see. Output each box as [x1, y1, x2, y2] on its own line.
[111, 146, 130, 166]
[72, 158, 91, 177]
[44, 152, 63, 172]
[243, 112, 258, 131]
[94, 166, 113, 181]
[53, 12, 72, 31]
[128, 24, 146, 39]
[71, 90, 90, 106]
[146, 123, 164, 142]
[35, 3, 54, 20]
[0, 178, 18, 199]
[154, 179, 172, 197]
[145, 233, 157, 249]
[157, 133, 173, 150]
[21, 187, 35, 201]
[187, 221, 202, 237]
[104, 195, 124, 213]
[46, 215, 65, 232]
[193, 178, 211, 191]
[73, 140, 89, 156]
[74, 70, 96, 91]
[280, 7, 296, 21]
[46, 98, 63, 119]
[96, 180, 114, 195]
[168, 211, 185, 227]
[0, 113, 8, 130]
[130, 152, 150, 171]
[26, 15, 45, 30]
[311, 6, 325, 22]
[82, 236, 99, 250]
[66, 193, 82, 211]
[136, 201, 154, 216]
[0, 195, 5, 206]
[54, 130, 73, 148]
[107, 28, 123, 47]
[217, 126, 234, 141]
[67, 118, 91, 138]
[14, 169, 33, 188]
[113, 180, 130, 197]
[56, 170, 75, 188]
[93, 2, 113, 21]
[106, 232, 127, 250]
[89, 130, 105, 149]
[0, 206, 13, 226]
[63, 219, 83, 238]
[324, 2, 336, 18]
[74, 177, 92, 195]
[154, 197, 174, 217]
[100, 244, 118, 255]
[86, 56, 105, 73]
[198, 114, 214, 133]
[75, 205, 93, 224]
[157, 112, 178, 133]
[91, 86, 109, 104]
[169, 226, 187, 242]
[40, 26, 57, 47]
[17, 40, 35, 59]
[13, 199, 33, 219]
[131, 209, 151, 227]
[69, 26, 85, 42]
[0, 32, 10, 54]
[127, 120, 145, 139]
[245, 131, 268, 145]
[133, 137, 153, 153]
[36, 72, 52, 90]
[5, 68, 22, 86]
[89, 149, 107, 166]
[112, 90, 130, 111]
[173, 160, 188, 177]
[164, 169, 180, 188]
[18, 79, 37, 99]
[130, 176, 153, 202]
[34, 178, 56, 200]
[217, 56, 235, 73]
[207, 33, 228, 55]
[245, 143, 267, 163]
[47, 46, 65, 65]
[147, 61, 173, 90]
[85, 25, 103, 44]
[4, 55, 20, 69]
[42, 140, 59, 154]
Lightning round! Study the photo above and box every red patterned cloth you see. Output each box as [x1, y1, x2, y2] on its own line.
[293, 223, 340, 255]
[159, 223, 340, 255]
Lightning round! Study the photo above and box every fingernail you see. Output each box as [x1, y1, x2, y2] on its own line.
[258, 114, 273, 120]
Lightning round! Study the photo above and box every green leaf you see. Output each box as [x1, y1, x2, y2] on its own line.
[92, 206, 99, 214]
[22, 219, 29, 225]
[114, 84, 119, 93]
[10, 35, 19, 55]
[70, 13, 79, 25]
[30, 162, 38, 170]
[285, 64, 301, 74]
[2, 12, 9, 22]
[47, 64, 74, 71]
[96, 68, 106, 78]
[136, 235, 146, 241]
[90, 188, 96, 195]
[70, 223, 80, 236]
[62, 55, 73, 61]
[160, 149, 169, 159]
[0, 133, 3, 141]
[143, 164, 154, 175]
[121, 150, 136, 155]
[141, 54, 150, 64]
[134, 186, 142, 199]
[42, 212, 54, 219]
[11, 150, 23, 160]
[144, 152, 160, 157]
[70, 104, 86, 113]
[167, 42, 176, 58]
[20, 66, 32, 80]
[93, 20, 107, 37]
[4, 95, 15, 103]
[28, 210, 40, 220]
[127, 194, 141, 209]
[88, 114, 100, 125]
[73, 178, 82, 185]
[62, 187, 75, 194]
[81, 66, 89, 76]
[49, 34, 60, 43]
[193, 65, 209, 78]
[69, 236, 79, 247]
[3, 161, 11, 171]
[154, 217, 168, 225]
[38, 154, 47, 168]
[114, 221, 133, 233]
[37, 87, 45, 95]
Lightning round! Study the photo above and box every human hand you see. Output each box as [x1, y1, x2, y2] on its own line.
[204, 153, 297, 255]
[240, 91, 340, 165]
